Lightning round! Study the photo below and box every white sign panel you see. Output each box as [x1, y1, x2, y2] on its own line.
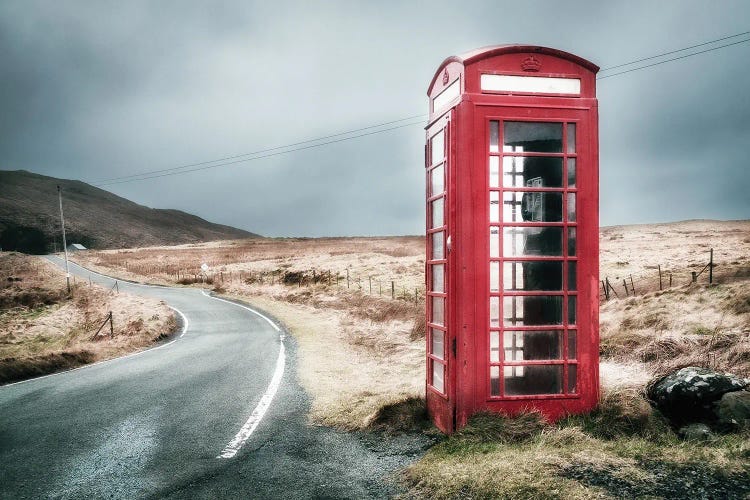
[480, 74, 581, 95]
[433, 79, 460, 112]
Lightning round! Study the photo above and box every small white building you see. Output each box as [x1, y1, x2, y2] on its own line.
[66, 243, 87, 252]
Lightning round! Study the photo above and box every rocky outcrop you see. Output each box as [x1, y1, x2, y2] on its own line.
[646, 366, 749, 431]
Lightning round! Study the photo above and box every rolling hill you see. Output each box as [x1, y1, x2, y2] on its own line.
[0, 170, 260, 253]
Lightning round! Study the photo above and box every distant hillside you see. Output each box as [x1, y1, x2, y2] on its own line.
[0, 170, 260, 253]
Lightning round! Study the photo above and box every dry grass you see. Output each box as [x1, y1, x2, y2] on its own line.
[60, 221, 750, 497]
[0, 252, 175, 384]
[405, 387, 750, 499]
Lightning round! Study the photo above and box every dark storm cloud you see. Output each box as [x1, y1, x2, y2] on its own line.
[1, 0, 748, 236]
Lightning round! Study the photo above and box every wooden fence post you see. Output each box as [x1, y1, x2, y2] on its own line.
[391, 281, 395, 299]
[622, 278, 629, 297]
[629, 275, 635, 295]
[346, 269, 350, 289]
[709, 248, 713, 284]
[658, 265, 662, 291]
[109, 311, 114, 338]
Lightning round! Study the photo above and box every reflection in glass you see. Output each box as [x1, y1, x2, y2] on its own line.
[490, 261, 500, 292]
[568, 296, 576, 325]
[431, 164, 444, 195]
[568, 330, 577, 359]
[431, 130, 444, 165]
[504, 261, 563, 291]
[568, 364, 577, 393]
[568, 261, 577, 291]
[504, 122, 562, 153]
[503, 227, 563, 257]
[432, 231, 444, 260]
[568, 227, 576, 256]
[489, 156, 500, 187]
[504, 296, 563, 326]
[432, 297, 444, 325]
[490, 191, 500, 222]
[504, 330, 563, 360]
[490, 331, 500, 362]
[567, 193, 576, 222]
[431, 198, 444, 228]
[503, 192, 563, 223]
[490, 227, 500, 257]
[490, 296, 500, 327]
[489, 121, 499, 153]
[567, 158, 576, 188]
[432, 328, 444, 359]
[432, 360, 444, 393]
[566, 123, 576, 153]
[490, 366, 500, 396]
[432, 264, 444, 293]
[503, 156, 563, 188]
[505, 365, 563, 395]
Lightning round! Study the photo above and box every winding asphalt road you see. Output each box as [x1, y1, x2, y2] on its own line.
[0, 257, 432, 499]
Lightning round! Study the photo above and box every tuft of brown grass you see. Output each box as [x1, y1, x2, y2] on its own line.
[366, 396, 431, 433]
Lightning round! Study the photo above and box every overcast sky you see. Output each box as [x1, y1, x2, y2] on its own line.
[1, 1, 748, 237]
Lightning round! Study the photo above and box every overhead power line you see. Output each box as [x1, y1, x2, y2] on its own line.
[598, 30, 750, 72]
[95, 118, 426, 187]
[95, 30, 749, 186]
[598, 35, 750, 79]
[92, 113, 427, 184]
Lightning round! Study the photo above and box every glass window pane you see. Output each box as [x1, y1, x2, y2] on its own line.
[503, 156, 562, 188]
[568, 261, 577, 291]
[490, 191, 500, 222]
[504, 296, 563, 326]
[490, 366, 500, 396]
[504, 330, 563, 361]
[431, 130, 444, 166]
[490, 296, 500, 327]
[432, 360, 445, 393]
[430, 164, 444, 196]
[504, 122, 562, 153]
[490, 261, 500, 292]
[490, 331, 500, 362]
[432, 328, 444, 359]
[431, 231, 444, 260]
[567, 158, 576, 188]
[504, 261, 563, 291]
[489, 121, 499, 153]
[505, 365, 563, 395]
[503, 192, 563, 223]
[568, 296, 576, 325]
[568, 329, 577, 359]
[566, 123, 576, 154]
[489, 156, 500, 187]
[568, 227, 576, 256]
[503, 227, 563, 257]
[431, 197, 444, 228]
[431, 297, 445, 326]
[567, 193, 576, 222]
[431, 264, 444, 293]
[490, 227, 500, 257]
[568, 364, 578, 393]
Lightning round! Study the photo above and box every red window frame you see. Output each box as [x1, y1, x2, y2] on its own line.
[426, 122, 448, 396]
[487, 117, 580, 400]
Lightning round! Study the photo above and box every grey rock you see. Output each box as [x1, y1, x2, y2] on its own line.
[647, 366, 748, 426]
[678, 423, 714, 441]
[715, 390, 750, 430]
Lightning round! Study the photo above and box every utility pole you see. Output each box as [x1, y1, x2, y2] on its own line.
[58, 185, 71, 293]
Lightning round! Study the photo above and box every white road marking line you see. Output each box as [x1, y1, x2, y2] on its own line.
[217, 341, 286, 459]
[1, 306, 189, 389]
[203, 292, 286, 459]
[201, 290, 281, 332]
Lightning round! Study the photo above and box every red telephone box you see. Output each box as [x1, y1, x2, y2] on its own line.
[424, 45, 600, 433]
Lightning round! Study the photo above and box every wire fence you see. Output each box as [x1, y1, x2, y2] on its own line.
[600, 248, 748, 302]
[113, 261, 425, 304]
